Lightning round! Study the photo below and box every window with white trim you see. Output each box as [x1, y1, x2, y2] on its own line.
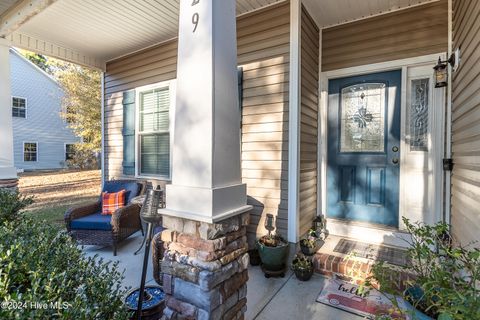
[12, 97, 26, 118]
[24, 142, 37, 162]
[65, 144, 75, 160]
[137, 84, 171, 177]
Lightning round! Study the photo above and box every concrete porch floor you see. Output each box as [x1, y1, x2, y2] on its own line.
[82, 231, 363, 320]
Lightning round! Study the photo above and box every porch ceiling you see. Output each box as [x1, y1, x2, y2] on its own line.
[303, 0, 440, 28]
[2, 0, 441, 70]
[0, 0, 17, 16]
[2, 0, 282, 69]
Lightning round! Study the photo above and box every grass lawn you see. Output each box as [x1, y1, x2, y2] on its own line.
[19, 170, 101, 226]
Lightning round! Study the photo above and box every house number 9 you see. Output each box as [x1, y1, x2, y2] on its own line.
[192, 13, 199, 32]
[192, 0, 200, 33]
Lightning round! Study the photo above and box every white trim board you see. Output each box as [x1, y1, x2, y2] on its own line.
[287, 0, 301, 243]
[319, 53, 446, 247]
[100, 72, 105, 187]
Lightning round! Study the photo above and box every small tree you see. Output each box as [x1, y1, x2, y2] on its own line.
[56, 64, 101, 154]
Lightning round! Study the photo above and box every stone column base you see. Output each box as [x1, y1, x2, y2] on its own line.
[160, 213, 250, 320]
[0, 178, 18, 190]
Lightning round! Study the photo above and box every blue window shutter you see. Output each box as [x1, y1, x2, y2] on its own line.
[122, 90, 136, 175]
[238, 67, 243, 113]
[238, 67, 243, 129]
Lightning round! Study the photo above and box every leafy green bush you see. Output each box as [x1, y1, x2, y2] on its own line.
[0, 189, 33, 223]
[367, 217, 480, 320]
[0, 190, 129, 319]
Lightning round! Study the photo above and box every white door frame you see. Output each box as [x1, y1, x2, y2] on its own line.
[318, 53, 446, 247]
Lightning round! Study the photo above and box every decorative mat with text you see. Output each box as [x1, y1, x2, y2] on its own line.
[316, 277, 431, 319]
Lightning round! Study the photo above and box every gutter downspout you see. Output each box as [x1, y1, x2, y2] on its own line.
[444, 0, 453, 226]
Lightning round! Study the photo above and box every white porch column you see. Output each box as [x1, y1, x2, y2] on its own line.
[158, 3, 250, 319]
[0, 38, 17, 188]
[160, 0, 250, 223]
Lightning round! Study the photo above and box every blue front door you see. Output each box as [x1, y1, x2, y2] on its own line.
[327, 70, 401, 227]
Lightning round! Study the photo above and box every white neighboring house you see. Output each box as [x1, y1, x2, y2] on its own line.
[10, 48, 78, 171]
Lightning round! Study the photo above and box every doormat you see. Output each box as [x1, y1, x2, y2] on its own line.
[333, 239, 409, 266]
[316, 277, 431, 319]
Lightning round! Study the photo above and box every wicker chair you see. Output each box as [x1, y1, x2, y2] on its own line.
[64, 180, 145, 256]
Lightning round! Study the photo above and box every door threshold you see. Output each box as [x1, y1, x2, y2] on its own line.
[327, 218, 406, 233]
[326, 218, 411, 248]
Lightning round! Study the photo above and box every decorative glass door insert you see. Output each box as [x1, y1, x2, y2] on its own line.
[340, 83, 386, 152]
[408, 78, 429, 151]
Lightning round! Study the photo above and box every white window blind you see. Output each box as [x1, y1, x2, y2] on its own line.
[138, 87, 170, 177]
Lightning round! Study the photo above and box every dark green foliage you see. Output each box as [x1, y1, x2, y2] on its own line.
[23, 52, 52, 74]
[0, 189, 33, 223]
[366, 217, 480, 320]
[291, 255, 313, 271]
[0, 191, 129, 319]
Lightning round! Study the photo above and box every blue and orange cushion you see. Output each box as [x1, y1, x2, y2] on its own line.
[70, 190, 127, 231]
[101, 190, 126, 215]
[70, 180, 142, 231]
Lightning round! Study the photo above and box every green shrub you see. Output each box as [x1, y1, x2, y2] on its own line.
[0, 191, 129, 319]
[366, 217, 480, 320]
[0, 189, 33, 223]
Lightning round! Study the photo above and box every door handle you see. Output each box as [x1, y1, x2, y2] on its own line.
[392, 146, 399, 152]
[392, 158, 399, 165]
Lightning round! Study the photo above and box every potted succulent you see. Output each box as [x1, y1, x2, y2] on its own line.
[291, 255, 314, 281]
[299, 229, 320, 256]
[256, 234, 290, 277]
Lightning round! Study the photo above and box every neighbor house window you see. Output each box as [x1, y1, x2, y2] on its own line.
[12, 97, 26, 118]
[24, 142, 37, 162]
[65, 144, 75, 160]
[137, 83, 172, 177]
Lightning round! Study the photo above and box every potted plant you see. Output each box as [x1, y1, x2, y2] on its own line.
[291, 255, 314, 281]
[299, 229, 320, 256]
[256, 234, 289, 277]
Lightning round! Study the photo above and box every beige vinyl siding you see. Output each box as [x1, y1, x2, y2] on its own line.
[299, 6, 319, 236]
[104, 2, 290, 244]
[239, 2, 290, 243]
[322, 0, 448, 71]
[451, 0, 480, 247]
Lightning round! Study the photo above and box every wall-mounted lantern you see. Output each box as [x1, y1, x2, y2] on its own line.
[434, 49, 459, 88]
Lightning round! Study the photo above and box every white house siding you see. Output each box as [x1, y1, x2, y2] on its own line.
[10, 50, 78, 170]
[451, 0, 480, 248]
[104, 2, 291, 245]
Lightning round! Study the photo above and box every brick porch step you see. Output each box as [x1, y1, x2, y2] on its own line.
[312, 252, 373, 284]
[310, 237, 415, 290]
